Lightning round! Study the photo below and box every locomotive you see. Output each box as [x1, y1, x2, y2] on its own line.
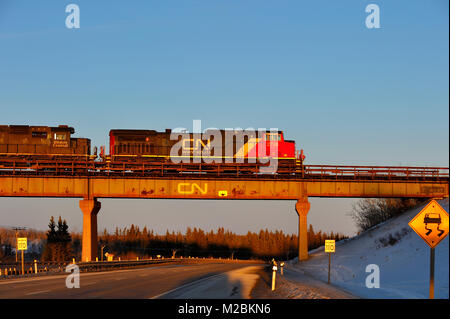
[108, 129, 298, 162]
[106, 128, 302, 174]
[0, 125, 93, 160]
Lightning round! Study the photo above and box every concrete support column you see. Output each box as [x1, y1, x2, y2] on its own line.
[295, 196, 310, 262]
[79, 198, 101, 262]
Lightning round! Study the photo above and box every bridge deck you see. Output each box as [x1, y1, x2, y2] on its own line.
[0, 160, 447, 199]
[0, 176, 447, 199]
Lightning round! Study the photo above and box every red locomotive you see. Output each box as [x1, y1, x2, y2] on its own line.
[108, 128, 300, 164]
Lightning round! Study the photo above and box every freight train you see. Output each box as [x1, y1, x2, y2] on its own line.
[0, 125, 304, 174]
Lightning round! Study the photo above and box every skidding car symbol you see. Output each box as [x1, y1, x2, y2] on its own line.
[423, 213, 444, 237]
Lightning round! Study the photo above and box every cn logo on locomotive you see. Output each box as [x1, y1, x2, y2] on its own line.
[181, 138, 211, 151]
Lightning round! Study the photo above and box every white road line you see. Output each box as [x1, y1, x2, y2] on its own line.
[25, 289, 51, 296]
[82, 281, 98, 286]
[149, 273, 225, 299]
[0, 265, 175, 285]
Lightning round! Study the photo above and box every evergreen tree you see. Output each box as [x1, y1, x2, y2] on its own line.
[42, 216, 72, 261]
[47, 216, 57, 242]
[42, 216, 56, 261]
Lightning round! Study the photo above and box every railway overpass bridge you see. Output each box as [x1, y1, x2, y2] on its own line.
[0, 164, 448, 262]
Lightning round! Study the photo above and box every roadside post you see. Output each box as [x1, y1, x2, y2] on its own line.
[101, 245, 106, 262]
[408, 200, 449, 299]
[13, 227, 27, 263]
[324, 239, 335, 284]
[17, 237, 27, 275]
[272, 263, 278, 291]
[280, 262, 285, 276]
[34, 260, 37, 274]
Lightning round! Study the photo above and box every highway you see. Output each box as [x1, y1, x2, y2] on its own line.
[0, 262, 263, 299]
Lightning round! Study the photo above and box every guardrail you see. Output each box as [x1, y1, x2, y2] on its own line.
[0, 260, 68, 276]
[0, 257, 264, 279]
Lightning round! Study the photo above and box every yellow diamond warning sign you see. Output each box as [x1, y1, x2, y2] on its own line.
[408, 200, 449, 248]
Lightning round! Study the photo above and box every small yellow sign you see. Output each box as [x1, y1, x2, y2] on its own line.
[409, 200, 449, 248]
[17, 237, 27, 251]
[218, 190, 228, 197]
[325, 239, 335, 253]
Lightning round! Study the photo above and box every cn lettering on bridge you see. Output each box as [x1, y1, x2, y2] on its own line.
[0, 166, 448, 262]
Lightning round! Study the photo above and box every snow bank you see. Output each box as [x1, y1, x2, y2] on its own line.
[289, 198, 449, 299]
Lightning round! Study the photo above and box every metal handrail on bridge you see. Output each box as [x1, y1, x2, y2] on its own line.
[0, 158, 448, 181]
[303, 165, 449, 180]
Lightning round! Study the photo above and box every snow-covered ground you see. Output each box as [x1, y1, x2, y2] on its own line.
[288, 198, 449, 299]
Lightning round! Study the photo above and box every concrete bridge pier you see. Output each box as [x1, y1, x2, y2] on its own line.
[296, 196, 311, 261]
[79, 198, 101, 262]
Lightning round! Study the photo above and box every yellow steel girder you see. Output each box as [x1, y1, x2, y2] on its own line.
[0, 176, 447, 199]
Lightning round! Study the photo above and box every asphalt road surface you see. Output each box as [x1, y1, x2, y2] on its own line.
[0, 262, 262, 299]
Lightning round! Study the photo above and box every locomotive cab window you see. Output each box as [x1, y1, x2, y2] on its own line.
[266, 133, 281, 141]
[54, 133, 67, 140]
[32, 131, 47, 138]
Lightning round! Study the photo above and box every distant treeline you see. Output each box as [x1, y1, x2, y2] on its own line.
[1, 221, 348, 262]
[97, 225, 348, 261]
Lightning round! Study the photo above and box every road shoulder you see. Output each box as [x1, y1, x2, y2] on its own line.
[251, 266, 359, 299]
[154, 265, 263, 299]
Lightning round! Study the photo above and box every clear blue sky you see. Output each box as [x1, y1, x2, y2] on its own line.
[0, 1, 448, 236]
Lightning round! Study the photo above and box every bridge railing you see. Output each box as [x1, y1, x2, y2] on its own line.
[0, 158, 448, 181]
[303, 165, 449, 180]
